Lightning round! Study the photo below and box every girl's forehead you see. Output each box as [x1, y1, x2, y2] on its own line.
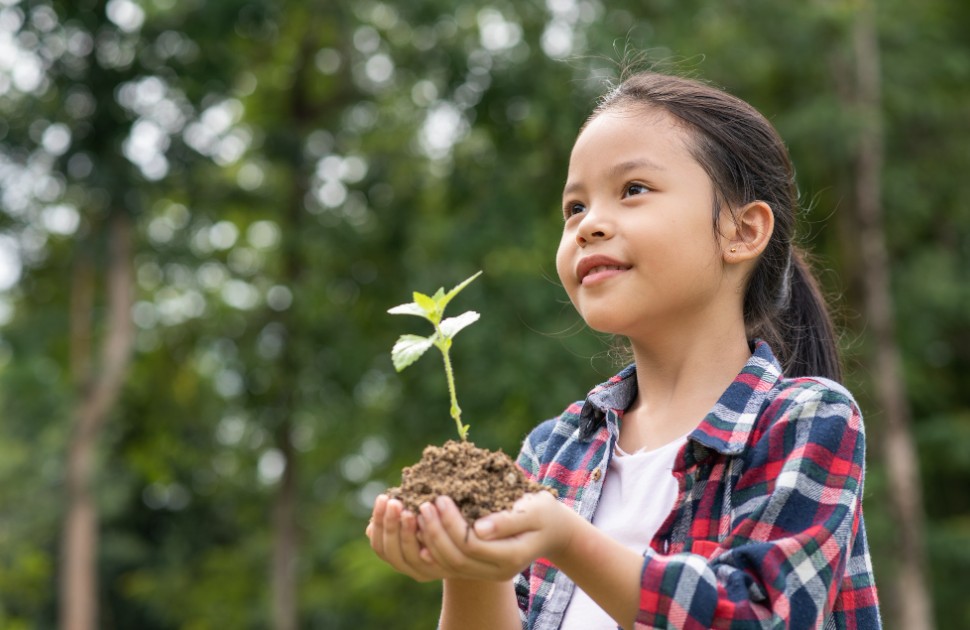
[569, 107, 697, 165]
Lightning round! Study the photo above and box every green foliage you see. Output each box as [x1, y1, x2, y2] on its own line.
[0, 0, 966, 628]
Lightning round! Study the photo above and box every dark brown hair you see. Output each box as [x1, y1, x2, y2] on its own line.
[590, 71, 841, 380]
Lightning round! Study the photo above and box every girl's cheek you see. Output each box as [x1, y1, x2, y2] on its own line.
[555, 237, 573, 287]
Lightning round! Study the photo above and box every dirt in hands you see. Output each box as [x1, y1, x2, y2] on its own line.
[386, 440, 554, 523]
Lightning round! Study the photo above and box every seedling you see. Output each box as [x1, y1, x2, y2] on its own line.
[388, 271, 482, 441]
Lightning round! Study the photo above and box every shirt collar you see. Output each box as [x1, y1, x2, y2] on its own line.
[578, 364, 638, 439]
[577, 340, 783, 455]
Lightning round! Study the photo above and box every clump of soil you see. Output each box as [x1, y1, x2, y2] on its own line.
[387, 440, 554, 523]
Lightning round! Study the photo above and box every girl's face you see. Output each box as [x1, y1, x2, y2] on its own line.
[556, 107, 735, 341]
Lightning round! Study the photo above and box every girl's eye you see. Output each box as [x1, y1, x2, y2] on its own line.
[563, 201, 585, 219]
[623, 183, 650, 198]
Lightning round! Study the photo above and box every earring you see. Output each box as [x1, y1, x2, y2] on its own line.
[730, 247, 737, 253]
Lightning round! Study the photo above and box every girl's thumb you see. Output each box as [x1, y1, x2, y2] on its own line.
[474, 517, 497, 539]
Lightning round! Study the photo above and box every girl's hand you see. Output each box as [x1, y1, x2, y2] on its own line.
[366, 494, 448, 582]
[417, 491, 580, 581]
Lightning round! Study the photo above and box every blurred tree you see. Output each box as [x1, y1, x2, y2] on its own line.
[0, 0, 967, 629]
[0, 0, 260, 627]
[63, 211, 135, 630]
[845, 1, 932, 627]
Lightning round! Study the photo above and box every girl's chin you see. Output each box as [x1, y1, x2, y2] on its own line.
[577, 313, 630, 336]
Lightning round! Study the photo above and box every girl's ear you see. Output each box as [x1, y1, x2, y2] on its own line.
[723, 200, 774, 262]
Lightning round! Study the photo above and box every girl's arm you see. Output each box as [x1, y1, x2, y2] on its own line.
[440, 578, 520, 630]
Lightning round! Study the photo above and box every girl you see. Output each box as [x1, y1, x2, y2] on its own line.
[367, 71, 882, 630]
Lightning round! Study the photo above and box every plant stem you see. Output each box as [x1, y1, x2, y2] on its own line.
[434, 326, 467, 441]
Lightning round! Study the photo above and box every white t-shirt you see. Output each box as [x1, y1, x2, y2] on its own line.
[559, 436, 686, 630]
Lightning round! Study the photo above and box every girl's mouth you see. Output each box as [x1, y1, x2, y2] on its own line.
[576, 255, 632, 285]
[581, 265, 628, 285]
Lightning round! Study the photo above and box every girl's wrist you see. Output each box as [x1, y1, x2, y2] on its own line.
[441, 578, 520, 630]
[544, 503, 587, 566]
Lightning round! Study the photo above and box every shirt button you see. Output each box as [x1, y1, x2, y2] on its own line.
[592, 468, 602, 481]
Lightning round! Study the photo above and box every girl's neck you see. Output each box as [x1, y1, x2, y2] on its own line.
[619, 328, 752, 452]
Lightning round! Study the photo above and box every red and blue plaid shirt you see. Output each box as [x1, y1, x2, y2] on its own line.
[514, 340, 881, 629]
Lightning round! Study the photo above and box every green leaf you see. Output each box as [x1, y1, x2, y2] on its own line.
[391, 334, 435, 371]
[412, 291, 437, 316]
[437, 271, 482, 312]
[439, 310, 480, 339]
[387, 302, 427, 318]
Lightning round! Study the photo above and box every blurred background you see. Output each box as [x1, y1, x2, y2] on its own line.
[0, 0, 967, 628]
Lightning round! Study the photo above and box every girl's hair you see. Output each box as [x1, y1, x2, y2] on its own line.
[590, 71, 842, 381]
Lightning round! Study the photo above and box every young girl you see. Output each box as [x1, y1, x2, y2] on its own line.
[367, 71, 882, 630]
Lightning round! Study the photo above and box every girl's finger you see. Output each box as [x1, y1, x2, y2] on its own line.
[368, 494, 389, 556]
[398, 509, 431, 568]
[434, 496, 486, 549]
[378, 500, 447, 581]
[418, 500, 491, 576]
[473, 492, 550, 540]
[434, 496, 523, 578]
[380, 498, 409, 568]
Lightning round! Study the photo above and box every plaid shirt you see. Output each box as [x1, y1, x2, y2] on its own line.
[514, 340, 881, 629]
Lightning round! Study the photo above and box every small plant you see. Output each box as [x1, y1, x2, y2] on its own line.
[384, 269, 551, 522]
[388, 271, 482, 441]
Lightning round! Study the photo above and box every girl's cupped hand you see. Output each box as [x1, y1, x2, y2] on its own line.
[367, 491, 579, 582]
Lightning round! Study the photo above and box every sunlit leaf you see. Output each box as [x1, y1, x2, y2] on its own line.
[387, 302, 427, 318]
[412, 291, 437, 316]
[391, 334, 434, 372]
[438, 270, 482, 312]
[439, 310, 480, 338]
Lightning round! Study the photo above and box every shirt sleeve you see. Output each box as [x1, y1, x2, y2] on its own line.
[634, 384, 872, 630]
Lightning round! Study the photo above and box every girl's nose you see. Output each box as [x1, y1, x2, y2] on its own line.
[575, 207, 611, 246]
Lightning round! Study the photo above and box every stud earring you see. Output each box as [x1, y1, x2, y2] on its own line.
[730, 247, 737, 253]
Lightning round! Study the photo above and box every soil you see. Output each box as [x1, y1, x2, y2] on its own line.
[386, 439, 554, 523]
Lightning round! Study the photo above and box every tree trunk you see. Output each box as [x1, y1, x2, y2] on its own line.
[271, 422, 298, 630]
[850, 4, 935, 629]
[269, 27, 318, 630]
[60, 212, 135, 630]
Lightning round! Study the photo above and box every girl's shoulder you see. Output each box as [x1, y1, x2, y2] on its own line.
[768, 373, 859, 411]
[521, 401, 586, 454]
[757, 372, 864, 436]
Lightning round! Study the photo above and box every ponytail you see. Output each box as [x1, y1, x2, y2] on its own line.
[751, 248, 842, 381]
